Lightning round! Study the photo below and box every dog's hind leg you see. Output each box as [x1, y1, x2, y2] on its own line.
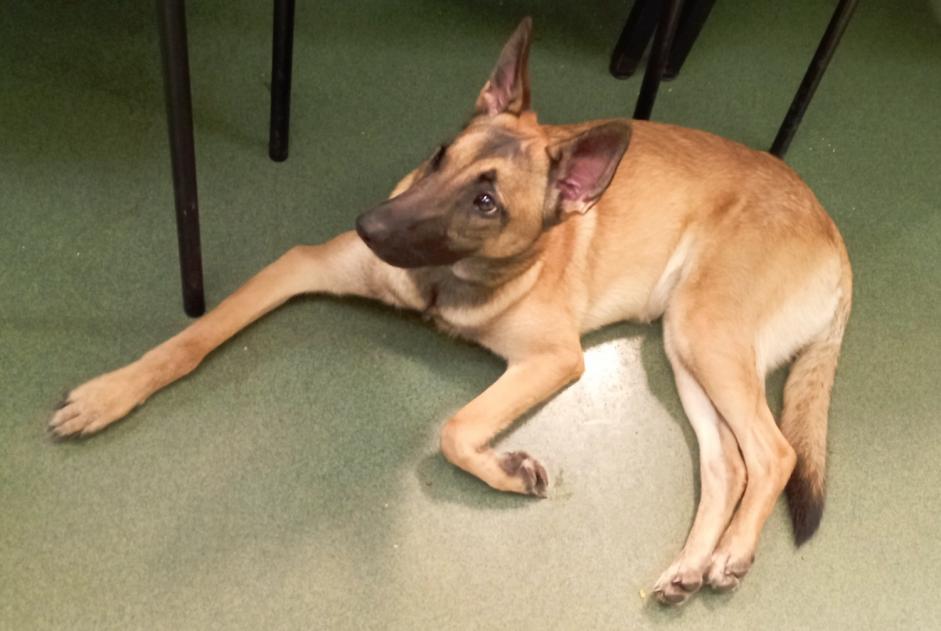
[672, 338, 795, 593]
[439, 341, 584, 497]
[652, 323, 746, 605]
[700, 376, 795, 592]
[50, 232, 394, 437]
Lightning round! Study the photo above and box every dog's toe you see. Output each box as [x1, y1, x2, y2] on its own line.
[705, 550, 753, 592]
[49, 398, 97, 438]
[54, 393, 71, 410]
[498, 451, 548, 497]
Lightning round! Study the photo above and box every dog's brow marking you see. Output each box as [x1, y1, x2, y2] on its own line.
[477, 129, 526, 161]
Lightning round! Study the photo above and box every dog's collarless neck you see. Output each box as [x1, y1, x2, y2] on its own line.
[419, 258, 544, 333]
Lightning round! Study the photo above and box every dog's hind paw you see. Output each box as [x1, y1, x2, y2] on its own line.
[652, 560, 704, 605]
[705, 549, 753, 592]
[498, 451, 548, 497]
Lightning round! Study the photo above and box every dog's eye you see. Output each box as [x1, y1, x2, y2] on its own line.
[474, 192, 498, 215]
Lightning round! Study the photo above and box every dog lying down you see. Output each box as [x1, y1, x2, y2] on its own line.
[50, 18, 851, 605]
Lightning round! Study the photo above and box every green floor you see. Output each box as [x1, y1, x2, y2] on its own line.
[2, 1, 940, 629]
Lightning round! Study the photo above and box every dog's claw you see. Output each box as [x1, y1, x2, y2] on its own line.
[498, 451, 548, 497]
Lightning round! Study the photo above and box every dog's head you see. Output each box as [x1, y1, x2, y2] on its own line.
[356, 17, 632, 270]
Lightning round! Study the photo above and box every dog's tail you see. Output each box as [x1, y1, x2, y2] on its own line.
[780, 259, 852, 546]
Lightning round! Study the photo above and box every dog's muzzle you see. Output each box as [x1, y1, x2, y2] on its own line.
[355, 203, 471, 269]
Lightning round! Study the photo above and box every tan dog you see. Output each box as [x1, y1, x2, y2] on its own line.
[49, 18, 851, 605]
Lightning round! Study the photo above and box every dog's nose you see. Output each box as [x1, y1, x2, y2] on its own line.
[355, 211, 388, 248]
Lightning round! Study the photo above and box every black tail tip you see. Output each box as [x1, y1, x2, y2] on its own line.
[786, 474, 825, 546]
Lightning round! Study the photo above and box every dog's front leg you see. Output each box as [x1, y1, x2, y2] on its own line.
[49, 232, 404, 437]
[439, 345, 584, 496]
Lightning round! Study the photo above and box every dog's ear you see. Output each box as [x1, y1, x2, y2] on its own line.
[475, 17, 533, 117]
[546, 121, 632, 220]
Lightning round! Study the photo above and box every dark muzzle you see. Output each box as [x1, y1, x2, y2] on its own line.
[355, 197, 471, 268]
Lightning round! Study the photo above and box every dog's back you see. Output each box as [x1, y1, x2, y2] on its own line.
[532, 120, 849, 336]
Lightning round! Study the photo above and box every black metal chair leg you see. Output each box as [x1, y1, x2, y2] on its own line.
[664, 0, 715, 79]
[269, 0, 296, 162]
[634, 0, 684, 120]
[770, 0, 859, 158]
[157, 0, 205, 317]
[610, 0, 659, 79]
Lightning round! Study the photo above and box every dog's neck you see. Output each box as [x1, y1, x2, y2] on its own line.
[410, 241, 545, 333]
[448, 246, 541, 287]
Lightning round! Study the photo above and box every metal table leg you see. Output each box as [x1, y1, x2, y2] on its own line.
[634, 0, 684, 120]
[157, 0, 205, 317]
[770, 0, 859, 158]
[269, 0, 296, 162]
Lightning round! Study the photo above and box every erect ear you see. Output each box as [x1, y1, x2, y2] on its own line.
[546, 121, 633, 219]
[475, 17, 533, 117]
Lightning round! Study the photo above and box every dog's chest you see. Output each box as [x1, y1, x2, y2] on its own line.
[580, 231, 695, 331]
[421, 286, 485, 340]
[427, 312, 475, 340]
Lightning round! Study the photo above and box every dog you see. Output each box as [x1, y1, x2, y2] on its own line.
[49, 18, 851, 605]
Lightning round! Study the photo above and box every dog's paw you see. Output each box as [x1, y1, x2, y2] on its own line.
[652, 560, 704, 605]
[498, 451, 548, 497]
[704, 548, 754, 592]
[48, 369, 142, 438]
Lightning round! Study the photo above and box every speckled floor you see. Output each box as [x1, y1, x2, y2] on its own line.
[2, 1, 940, 629]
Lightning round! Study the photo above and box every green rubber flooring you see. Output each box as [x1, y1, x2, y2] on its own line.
[2, 1, 939, 629]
